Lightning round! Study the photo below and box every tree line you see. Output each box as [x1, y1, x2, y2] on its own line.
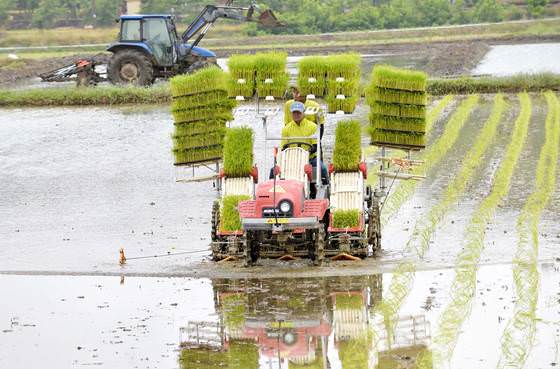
[0, 0, 552, 31]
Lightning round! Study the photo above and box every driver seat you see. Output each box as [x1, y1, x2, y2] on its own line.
[279, 147, 310, 196]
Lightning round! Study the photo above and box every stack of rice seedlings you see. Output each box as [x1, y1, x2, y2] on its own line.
[170, 67, 236, 165]
[332, 209, 361, 229]
[255, 51, 289, 99]
[179, 347, 228, 369]
[220, 195, 251, 232]
[325, 53, 361, 114]
[297, 56, 328, 98]
[222, 293, 246, 338]
[220, 127, 254, 232]
[228, 341, 259, 369]
[223, 127, 254, 177]
[367, 65, 428, 148]
[227, 54, 256, 99]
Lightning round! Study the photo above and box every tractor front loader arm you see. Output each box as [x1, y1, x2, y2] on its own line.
[181, 2, 283, 48]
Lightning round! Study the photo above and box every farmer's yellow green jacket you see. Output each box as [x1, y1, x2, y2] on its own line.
[283, 99, 325, 125]
[281, 118, 318, 158]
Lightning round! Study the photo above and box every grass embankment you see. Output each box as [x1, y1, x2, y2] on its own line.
[497, 91, 560, 369]
[415, 93, 532, 369]
[0, 74, 559, 107]
[428, 73, 560, 95]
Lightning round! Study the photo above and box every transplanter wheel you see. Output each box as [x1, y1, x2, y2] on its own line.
[243, 231, 258, 267]
[211, 200, 222, 261]
[368, 199, 381, 254]
[314, 227, 325, 266]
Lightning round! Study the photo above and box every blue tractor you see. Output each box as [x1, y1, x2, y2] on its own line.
[41, 1, 282, 86]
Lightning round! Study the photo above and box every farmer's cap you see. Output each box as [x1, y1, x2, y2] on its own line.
[290, 101, 305, 113]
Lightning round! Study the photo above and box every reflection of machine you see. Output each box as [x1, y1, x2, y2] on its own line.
[179, 275, 384, 369]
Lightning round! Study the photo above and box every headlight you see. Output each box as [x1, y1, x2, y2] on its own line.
[283, 332, 297, 345]
[279, 200, 292, 214]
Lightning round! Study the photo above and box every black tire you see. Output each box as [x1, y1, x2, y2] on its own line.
[368, 199, 382, 254]
[108, 49, 154, 86]
[211, 200, 222, 261]
[314, 227, 325, 266]
[243, 231, 258, 267]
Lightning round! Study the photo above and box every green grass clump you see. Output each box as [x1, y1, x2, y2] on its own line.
[326, 95, 359, 114]
[370, 114, 426, 133]
[332, 209, 361, 228]
[170, 67, 227, 97]
[171, 90, 228, 110]
[297, 56, 328, 97]
[427, 73, 560, 95]
[372, 64, 427, 92]
[172, 102, 236, 124]
[366, 86, 427, 106]
[172, 131, 226, 151]
[179, 347, 228, 369]
[0, 85, 171, 106]
[173, 145, 224, 166]
[223, 127, 254, 177]
[333, 120, 362, 172]
[334, 294, 364, 310]
[174, 120, 227, 137]
[370, 128, 426, 148]
[255, 51, 289, 98]
[325, 53, 361, 80]
[227, 54, 256, 98]
[367, 64, 428, 148]
[221, 195, 251, 232]
[228, 341, 259, 369]
[371, 101, 426, 119]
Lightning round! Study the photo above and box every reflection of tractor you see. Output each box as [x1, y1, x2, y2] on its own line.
[237, 119, 381, 266]
[40, 1, 282, 86]
[180, 275, 383, 369]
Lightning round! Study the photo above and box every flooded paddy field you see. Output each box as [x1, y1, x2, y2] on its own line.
[1, 91, 560, 368]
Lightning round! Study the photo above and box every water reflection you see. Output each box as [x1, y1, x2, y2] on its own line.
[180, 276, 432, 368]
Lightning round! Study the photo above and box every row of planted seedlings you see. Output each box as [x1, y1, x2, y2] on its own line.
[297, 53, 362, 114]
[170, 67, 236, 165]
[227, 51, 289, 100]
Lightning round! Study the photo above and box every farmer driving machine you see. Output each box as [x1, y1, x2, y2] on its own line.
[40, 1, 282, 86]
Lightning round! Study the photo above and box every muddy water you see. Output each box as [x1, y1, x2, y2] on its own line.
[473, 43, 560, 76]
[1, 93, 560, 368]
[2, 263, 560, 368]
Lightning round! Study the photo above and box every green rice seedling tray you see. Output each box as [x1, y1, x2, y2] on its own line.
[227, 78, 255, 98]
[170, 67, 228, 98]
[171, 90, 229, 110]
[172, 130, 226, 151]
[221, 195, 251, 232]
[332, 209, 361, 228]
[223, 127, 254, 177]
[173, 144, 224, 166]
[370, 128, 426, 148]
[172, 104, 236, 124]
[333, 120, 362, 172]
[371, 65, 427, 92]
[327, 78, 360, 97]
[227, 54, 257, 80]
[326, 95, 359, 114]
[297, 56, 328, 97]
[334, 293, 364, 310]
[366, 86, 427, 106]
[256, 73, 289, 98]
[371, 101, 426, 119]
[255, 51, 288, 80]
[370, 113, 426, 133]
[174, 120, 227, 137]
[326, 53, 361, 80]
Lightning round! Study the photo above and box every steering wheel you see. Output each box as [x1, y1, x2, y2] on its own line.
[281, 141, 313, 151]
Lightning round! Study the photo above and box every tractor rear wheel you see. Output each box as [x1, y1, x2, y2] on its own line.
[108, 49, 154, 86]
[368, 199, 381, 254]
